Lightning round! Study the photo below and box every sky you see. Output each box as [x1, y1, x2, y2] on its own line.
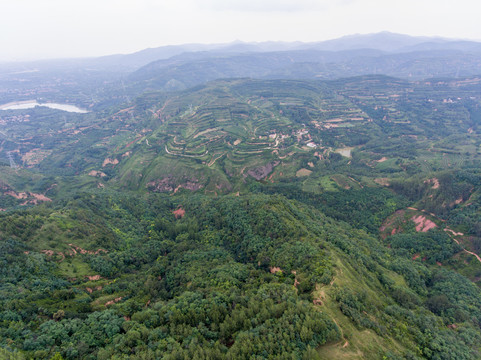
[1, 0, 481, 61]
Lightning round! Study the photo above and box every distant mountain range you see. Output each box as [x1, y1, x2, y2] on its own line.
[1, 31, 481, 108]
[87, 31, 481, 71]
[2, 32, 481, 72]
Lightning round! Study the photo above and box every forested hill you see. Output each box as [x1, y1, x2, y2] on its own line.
[2, 35, 481, 358]
[1, 191, 481, 359]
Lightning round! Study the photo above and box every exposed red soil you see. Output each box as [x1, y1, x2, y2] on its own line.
[105, 297, 122, 306]
[380, 210, 405, 238]
[411, 215, 437, 232]
[125, 136, 142, 149]
[31, 193, 52, 202]
[86, 286, 102, 294]
[268, 171, 276, 182]
[87, 275, 102, 281]
[88, 170, 107, 177]
[313, 298, 323, 306]
[172, 207, 185, 219]
[269, 266, 282, 274]
[113, 106, 134, 115]
[424, 178, 440, 189]
[5, 191, 28, 199]
[102, 158, 119, 167]
[68, 243, 108, 255]
[374, 178, 390, 186]
[5, 190, 51, 204]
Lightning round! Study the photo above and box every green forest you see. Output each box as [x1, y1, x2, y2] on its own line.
[1, 187, 481, 359]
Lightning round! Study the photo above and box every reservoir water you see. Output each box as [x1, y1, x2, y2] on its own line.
[0, 101, 88, 113]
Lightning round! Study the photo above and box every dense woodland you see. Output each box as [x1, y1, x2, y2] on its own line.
[1, 192, 481, 359]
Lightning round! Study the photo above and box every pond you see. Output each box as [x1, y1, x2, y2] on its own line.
[0, 100, 88, 113]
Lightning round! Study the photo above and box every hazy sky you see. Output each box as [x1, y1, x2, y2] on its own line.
[1, 0, 480, 61]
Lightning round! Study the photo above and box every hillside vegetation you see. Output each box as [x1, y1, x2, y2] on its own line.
[1, 36, 481, 358]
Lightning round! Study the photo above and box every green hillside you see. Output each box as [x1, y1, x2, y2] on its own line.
[1, 74, 481, 359]
[1, 192, 481, 359]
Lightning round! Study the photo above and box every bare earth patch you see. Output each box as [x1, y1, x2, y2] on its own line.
[69, 244, 108, 256]
[21, 149, 52, 166]
[374, 178, 390, 186]
[379, 210, 405, 239]
[173, 207, 185, 219]
[87, 275, 102, 281]
[5, 191, 28, 199]
[454, 197, 463, 205]
[269, 266, 282, 274]
[105, 297, 123, 306]
[411, 215, 437, 232]
[102, 158, 119, 167]
[424, 178, 440, 189]
[31, 193, 52, 202]
[86, 286, 102, 294]
[89, 170, 107, 177]
[5, 190, 51, 204]
[296, 168, 312, 177]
